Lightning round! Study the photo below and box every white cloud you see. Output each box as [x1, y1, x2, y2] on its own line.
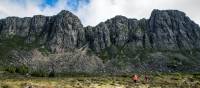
[0, 0, 69, 18]
[0, 0, 199, 27]
[0, 0, 40, 17]
[75, 0, 200, 26]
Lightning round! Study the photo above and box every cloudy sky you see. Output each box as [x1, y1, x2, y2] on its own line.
[0, 0, 199, 26]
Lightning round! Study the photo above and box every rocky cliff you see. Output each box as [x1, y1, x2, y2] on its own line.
[0, 10, 86, 53]
[0, 9, 200, 75]
[86, 10, 200, 52]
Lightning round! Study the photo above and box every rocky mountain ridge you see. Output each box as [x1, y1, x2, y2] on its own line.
[0, 9, 200, 75]
[86, 10, 200, 52]
[0, 10, 86, 53]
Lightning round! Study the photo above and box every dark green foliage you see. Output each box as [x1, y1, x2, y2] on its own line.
[0, 36, 25, 60]
[48, 71, 56, 77]
[4, 65, 29, 74]
[0, 35, 48, 61]
[193, 73, 200, 80]
[5, 66, 16, 73]
[57, 72, 100, 77]
[31, 70, 48, 77]
[0, 36, 24, 60]
[31, 71, 99, 77]
[0, 35, 39, 51]
[15, 65, 29, 75]
[99, 45, 119, 62]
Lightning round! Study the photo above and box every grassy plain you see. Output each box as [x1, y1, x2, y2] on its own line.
[0, 72, 200, 88]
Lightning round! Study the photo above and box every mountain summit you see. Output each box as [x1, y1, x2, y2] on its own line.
[0, 9, 200, 75]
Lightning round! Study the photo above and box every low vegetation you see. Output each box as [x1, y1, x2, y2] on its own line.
[0, 73, 200, 88]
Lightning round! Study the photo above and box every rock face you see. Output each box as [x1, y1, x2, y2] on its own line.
[86, 10, 200, 52]
[0, 9, 200, 75]
[0, 10, 85, 53]
[149, 10, 200, 50]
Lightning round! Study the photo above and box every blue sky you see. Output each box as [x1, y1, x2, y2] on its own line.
[41, 0, 58, 7]
[67, 0, 90, 11]
[0, 0, 199, 26]
[40, 0, 90, 11]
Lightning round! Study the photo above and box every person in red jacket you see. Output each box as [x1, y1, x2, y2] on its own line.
[132, 74, 139, 83]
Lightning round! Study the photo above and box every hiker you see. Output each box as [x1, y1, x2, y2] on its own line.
[132, 74, 139, 83]
[144, 74, 148, 82]
[143, 72, 149, 82]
